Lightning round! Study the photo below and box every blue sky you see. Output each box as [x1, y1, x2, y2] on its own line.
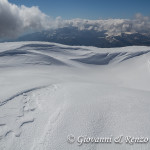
[9, 0, 150, 19]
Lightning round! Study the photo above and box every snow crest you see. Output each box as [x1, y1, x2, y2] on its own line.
[0, 42, 150, 150]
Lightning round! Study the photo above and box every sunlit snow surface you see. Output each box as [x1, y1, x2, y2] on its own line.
[0, 41, 150, 150]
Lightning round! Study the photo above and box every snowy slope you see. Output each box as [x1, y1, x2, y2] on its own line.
[0, 41, 150, 150]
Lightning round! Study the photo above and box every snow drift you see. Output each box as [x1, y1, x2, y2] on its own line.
[0, 41, 150, 150]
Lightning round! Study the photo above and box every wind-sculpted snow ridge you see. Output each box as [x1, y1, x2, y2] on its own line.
[0, 41, 150, 150]
[72, 50, 150, 65]
[0, 85, 50, 106]
[0, 41, 150, 67]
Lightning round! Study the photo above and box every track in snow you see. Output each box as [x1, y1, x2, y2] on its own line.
[0, 42, 150, 150]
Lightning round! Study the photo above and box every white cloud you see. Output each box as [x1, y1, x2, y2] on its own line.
[0, 0, 150, 39]
[0, 0, 56, 39]
[64, 14, 150, 36]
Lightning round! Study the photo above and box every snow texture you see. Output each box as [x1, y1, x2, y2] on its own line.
[0, 41, 150, 150]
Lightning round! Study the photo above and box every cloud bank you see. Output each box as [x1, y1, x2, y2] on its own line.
[0, 0, 150, 39]
[0, 0, 59, 39]
[65, 13, 150, 36]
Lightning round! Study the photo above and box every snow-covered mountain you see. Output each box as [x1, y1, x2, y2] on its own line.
[0, 41, 150, 150]
[16, 27, 150, 48]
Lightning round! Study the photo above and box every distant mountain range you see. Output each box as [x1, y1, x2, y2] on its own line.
[16, 26, 150, 48]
